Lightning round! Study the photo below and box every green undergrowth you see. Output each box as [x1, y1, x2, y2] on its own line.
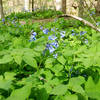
[5, 9, 63, 20]
[0, 11, 100, 100]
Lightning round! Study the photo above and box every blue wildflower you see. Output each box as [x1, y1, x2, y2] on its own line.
[2, 18, 5, 22]
[61, 31, 66, 34]
[90, 11, 95, 16]
[49, 46, 55, 53]
[60, 32, 65, 38]
[12, 20, 15, 24]
[80, 31, 86, 35]
[51, 28, 55, 32]
[60, 31, 66, 38]
[72, 29, 74, 32]
[32, 32, 37, 36]
[56, 28, 58, 30]
[46, 43, 55, 53]
[40, 26, 43, 30]
[92, 11, 95, 14]
[72, 33, 75, 36]
[70, 66, 73, 72]
[46, 43, 51, 49]
[51, 41, 59, 48]
[48, 35, 57, 40]
[29, 30, 37, 41]
[84, 39, 88, 44]
[53, 53, 58, 58]
[7, 18, 10, 20]
[30, 35, 36, 41]
[43, 29, 49, 34]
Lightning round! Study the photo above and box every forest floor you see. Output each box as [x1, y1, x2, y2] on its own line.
[19, 17, 71, 25]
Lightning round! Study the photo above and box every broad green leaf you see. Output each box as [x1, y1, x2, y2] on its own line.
[37, 88, 49, 100]
[23, 53, 37, 69]
[34, 45, 45, 52]
[23, 48, 40, 57]
[62, 47, 74, 57]
[85, 77, 100, 100]
[54, 96, 65, 100]
[51, 84, 68, 95]
[4, 72, 16, 80]
[51, 64, 64, 76]
[0, 79, 12, 90]
[57, 56, 66, 65]
[43, 78, 61, 94]
[11, 49, 23, 65]
[0, 72, 16, 90]
[0, 55, 13, 64]
[68, 76, 85, 95]
[6, 84, 32, 100]
[68, 76, 85, 86]
[43, 82, 52, 93]
[45, 58, 55, 68]
[0, 50, 10, 56]
[50, 78, 61, 86]
[64, 94, 78, 100]
[41, 70, 53, 80]
[71, 85, 85, 95]
[77, 94, 88, 100]
[13, 55, 22, 65]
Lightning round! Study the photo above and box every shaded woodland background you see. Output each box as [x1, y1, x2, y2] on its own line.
[0, 0, 100, 19]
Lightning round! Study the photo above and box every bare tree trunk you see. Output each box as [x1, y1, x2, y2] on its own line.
[62, 0, 66, 14]
[96, 0, 100, 16]
[56, 0, 61, 11]
[0, 0, 4, 19]
[24, 0, 29, 11]
[78, 0, 84, 17]
[32, 0, 34, 11]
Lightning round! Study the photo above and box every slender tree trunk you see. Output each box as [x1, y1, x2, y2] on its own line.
[62, 0, 66, 14]
[96, 0, 100, 16]
[52, 0, 56, 10]
[32, 0, 34, 11]
[24, 0, 29, 11]
[56, 0, 61, 11]
[0, 0, 4, 19]
[78, 0, 84, 17]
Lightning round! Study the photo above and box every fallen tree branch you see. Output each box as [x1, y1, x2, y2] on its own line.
[58, 14, 100, 32]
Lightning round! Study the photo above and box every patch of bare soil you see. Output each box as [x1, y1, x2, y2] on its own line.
[19, 18, 55, 25]
[19, 17, 72, 25]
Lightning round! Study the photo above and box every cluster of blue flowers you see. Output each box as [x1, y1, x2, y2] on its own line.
[80, 31, 87, 35]
[60, 31, 66, 38]
[29, 30, 37, 41]
[43, 28, 49, 34]
[72, 29, 76, 36]
[46, 41, 58, 53]
[45, 33, 58, 53]
[40, 27, 60, 58]
[71, 30, 86, 36]
[48, 35, 57, 40]
[53, 53, 58, 58]
[71, 29, 88, 44]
